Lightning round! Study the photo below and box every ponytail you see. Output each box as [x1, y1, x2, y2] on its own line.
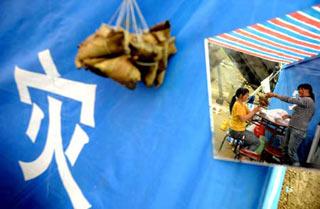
[229, 95, 237, 113]
[229, 87, 249, 113]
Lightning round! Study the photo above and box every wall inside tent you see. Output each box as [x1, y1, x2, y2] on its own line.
[0, 0, 319, 209]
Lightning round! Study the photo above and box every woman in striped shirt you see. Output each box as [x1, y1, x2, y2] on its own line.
[266, 83, 315, 166]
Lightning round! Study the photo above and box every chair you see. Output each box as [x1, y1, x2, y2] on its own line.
[260, 128, 286, 164]
[218, 131, 243, 151]
[218, 131, 243, 154]
[262, 145, 285, 164]
[251, 113, 287, 163]
[218, 132, 231, 152]
[218, 119, 262, 161]
[238, 148, 262, 161]
[235, 133, 264, 161]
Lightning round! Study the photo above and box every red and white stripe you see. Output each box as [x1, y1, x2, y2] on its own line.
[218, 33, 302, 61]
[207, 38, 291, 64]
[235, 29, 317, 57]
[313, 5, 320, 12]
[250, 24, 320, 50]
[268, 18, 320, 41]
[287, 12, 320, 31]
[209, 5, 319, 65]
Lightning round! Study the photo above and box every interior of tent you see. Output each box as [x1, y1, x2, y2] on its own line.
[208, 4, 320, 167]
[208, 43, 320, 166]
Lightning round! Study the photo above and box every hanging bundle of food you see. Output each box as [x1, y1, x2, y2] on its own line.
[258, 95, 269, 107]
[75, 0, 177, 89]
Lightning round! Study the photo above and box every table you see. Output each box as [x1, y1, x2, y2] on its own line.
[252, 113, 288, 136]
[251, 112, 289, 163]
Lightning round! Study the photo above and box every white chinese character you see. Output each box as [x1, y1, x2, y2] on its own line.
[15, 49, 96, 209]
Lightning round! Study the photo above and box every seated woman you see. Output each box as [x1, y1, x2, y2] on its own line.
[229, 87, 261, 152]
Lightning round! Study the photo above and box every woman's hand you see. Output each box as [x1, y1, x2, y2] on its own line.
[282, 114, 291, 120]
[253, 106, 261, 113]
[239, 106, 261, 122]
[265, 92, 278, 98]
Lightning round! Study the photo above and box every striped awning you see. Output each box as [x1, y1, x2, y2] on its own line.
[208, 5, 320, 64]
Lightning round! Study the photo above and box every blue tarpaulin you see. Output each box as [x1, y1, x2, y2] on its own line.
[0, 1, 319, 209]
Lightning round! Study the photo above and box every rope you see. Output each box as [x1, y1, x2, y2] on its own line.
[125, 0, 130, 31]
[109, 0, 149, 34]
[129, 0, 139, 34]
[115, 0, 127, 29]
[108, 2, 122, 25]
[135, 61, 157, 66]
[250, 68, 282, 96]
[132, 0, 149, 31]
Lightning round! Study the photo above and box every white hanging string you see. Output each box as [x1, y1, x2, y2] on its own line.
[250, 68, 282, 96]
[109, 0, 149, 34]
[129, 0, 139, 34]
[108, 2, 123, 26]
[115, 0, 127, 29]
[132, 0, 149, 31]
[125, 0, 130, 31]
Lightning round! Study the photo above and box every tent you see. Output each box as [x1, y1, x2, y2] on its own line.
[208, 5, 320, 64]
[0, 1, 318, 209]
[208, 5, 320, 164]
